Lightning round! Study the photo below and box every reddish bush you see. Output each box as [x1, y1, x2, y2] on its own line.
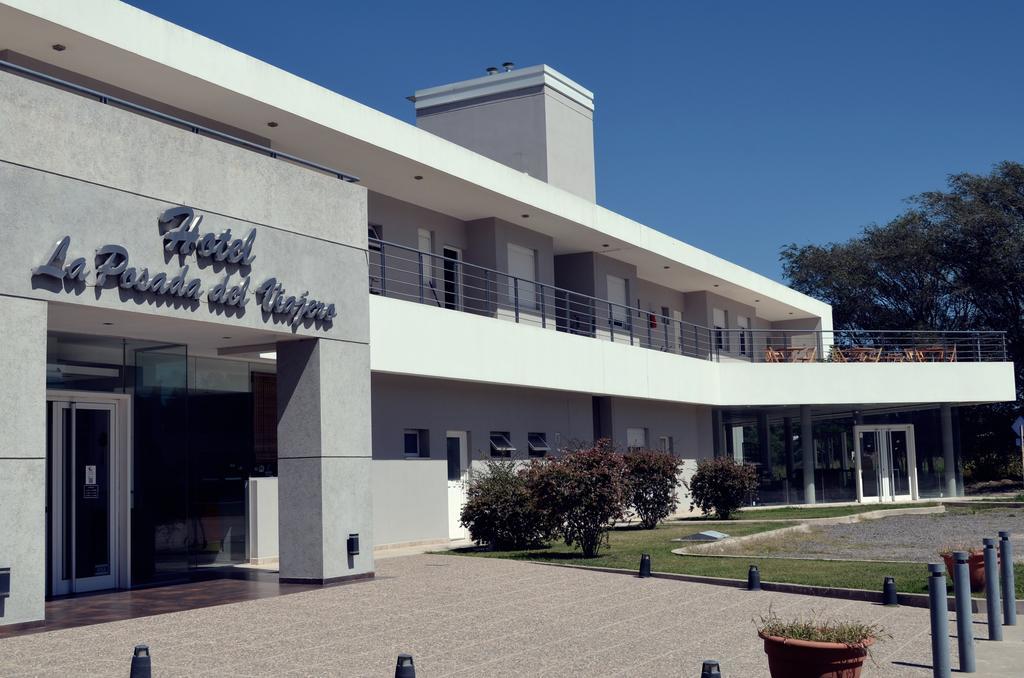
[685, 457, 759, 519]
[624, 449, 682, 529]
[524, 440, 628, 557]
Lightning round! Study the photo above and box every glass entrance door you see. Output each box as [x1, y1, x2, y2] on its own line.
[50, 401, 118, 595]
[854, 425, 917, 503]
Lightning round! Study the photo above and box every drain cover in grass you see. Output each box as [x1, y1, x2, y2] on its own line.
[672, 530, 729, 542]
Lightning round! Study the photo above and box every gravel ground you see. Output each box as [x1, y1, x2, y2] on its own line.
[0, 554, 958, 677]
[714, 507, 1024, 562]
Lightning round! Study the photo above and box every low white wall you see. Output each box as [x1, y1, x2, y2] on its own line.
[372, 459, 449, 547]
[247, 477, 278, 564]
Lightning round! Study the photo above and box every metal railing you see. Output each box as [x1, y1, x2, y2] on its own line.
[0, 59, 360, 183]
[367, 238, 1008, 364]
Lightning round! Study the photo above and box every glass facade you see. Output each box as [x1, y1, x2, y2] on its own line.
[46, 332, 277, 586]
[718, 404, 962, 506]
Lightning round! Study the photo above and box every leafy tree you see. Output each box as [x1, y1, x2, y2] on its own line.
[524, 441, 628, 557]
[624, 449, 682, 529]
[460, 460, 554, 550]
[781, 161, 1024, 477]
[686, 457, 759, 519]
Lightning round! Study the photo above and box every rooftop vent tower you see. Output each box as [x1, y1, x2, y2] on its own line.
[412, 64, 596, 201]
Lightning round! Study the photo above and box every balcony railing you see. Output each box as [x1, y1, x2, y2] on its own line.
[368, 238, 1007, 364]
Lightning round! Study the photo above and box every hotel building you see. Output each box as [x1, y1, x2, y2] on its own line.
[0, 0, 1014, 627]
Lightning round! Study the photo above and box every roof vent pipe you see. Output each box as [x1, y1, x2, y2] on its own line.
[485, 66, 499, 75]
[502, 62, 514, 71]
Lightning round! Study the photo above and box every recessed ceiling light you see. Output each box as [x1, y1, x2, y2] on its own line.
[754, 299, 761, 303]
[222, 336, 232, 340]
[51, 44, 66, 52]
[267, 121, 278, 128]
[102, 322, 113, 326]
[663, 265, 670, 269]
[788, 312, 794, 315]
[602, 244, 609, 248]
[414, 175, 423, 180]
[713, 284, 719, 287]
[521, 214, 530, 219]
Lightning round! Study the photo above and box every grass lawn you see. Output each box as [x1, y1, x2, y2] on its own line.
[448, 521, 1024, 599]
[691, 501, 941, 521]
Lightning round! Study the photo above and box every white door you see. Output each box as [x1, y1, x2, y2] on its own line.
[50, 400, 119, 594]
[446, 431, 469, 540]
[854, 425, 917, 503]
[507, 243, 537, 311]
[606, 274, 628, 337]
[626, 427, 647, 452]
[442, 246, 462, 310]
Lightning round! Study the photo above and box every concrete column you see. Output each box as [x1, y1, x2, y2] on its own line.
[940, 403, 958, 498]
[731, 425, 745, 462]
[277, 338, 374, 584]
[0, 297, 47, 626]
[757, 411, 771, 468]
[783, 417, 794, 503]
[800, 405, 816, 504]
[711, 409, 722, 458]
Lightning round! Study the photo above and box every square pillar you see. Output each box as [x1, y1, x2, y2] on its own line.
[276, 338, 373, 583]
[940, 403, 958, 498]
[0, 297, 46, 626]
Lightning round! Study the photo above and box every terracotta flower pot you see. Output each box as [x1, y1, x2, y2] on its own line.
[941, 551, 993, 591]
[760, 631, 874, 678]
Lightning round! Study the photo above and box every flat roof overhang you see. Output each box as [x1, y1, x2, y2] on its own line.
[0, 0, 830, 325]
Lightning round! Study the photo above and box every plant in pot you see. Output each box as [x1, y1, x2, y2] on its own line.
[756, 608, 886, 678]
[938, 544, 994, 591]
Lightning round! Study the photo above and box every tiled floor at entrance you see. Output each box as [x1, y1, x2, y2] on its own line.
[0, 569, 331, 639]
[0, 553, 1011, 677]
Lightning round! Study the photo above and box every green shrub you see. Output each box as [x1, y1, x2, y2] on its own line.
[459, 460, 554, 550]
[525, 441, 628, 557]
[624, 449, 682, 529]
[757, 608, 886, 645]
[685, 457, 759, 519]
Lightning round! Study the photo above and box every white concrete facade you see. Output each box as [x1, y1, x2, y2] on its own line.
[0, 0, 1016, 630]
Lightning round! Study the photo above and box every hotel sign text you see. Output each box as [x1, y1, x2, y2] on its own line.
[31, 206, 337, 327]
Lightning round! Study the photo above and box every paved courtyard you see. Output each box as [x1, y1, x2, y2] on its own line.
[0, 553, 998, 677]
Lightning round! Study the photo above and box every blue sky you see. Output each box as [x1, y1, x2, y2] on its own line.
[125, 1, 1024, 282]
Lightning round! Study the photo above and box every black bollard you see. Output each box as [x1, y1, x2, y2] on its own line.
[882, 576, 898, 607]
[700, 659, 722, 677]
[395, 653, 415, 678]
[747, 564, 761, 591]
[999, 531, 1017, 626]
[927, 563, 951, 678]
[639, 553, 652, 578]
[129, 644, 151, 678]
[983, 538, 1002, 641]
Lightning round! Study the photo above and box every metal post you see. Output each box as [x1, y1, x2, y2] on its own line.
[395, 653, 415, 678]
[647, 313, 653, 349]
[999, 531, 1017, 625]
[417, 252, 424, 304]
[952, 552, 976, 673]
[882, 576, 898, 607]
[700, 660, 722, 677]
[747, 564, 761, 591]
[513, 278, 520, 323]
[927, 563, 952, 678]
[379, 243, 387, 296]
[639, 553, 651, 578]
[628, 309, 634, 346]
[608, 303, 614, 342]
[539, 286, 546, 328]
[129, 645, 152, 678]
[983, 538, 1003, 640]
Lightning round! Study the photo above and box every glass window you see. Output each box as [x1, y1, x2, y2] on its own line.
[404, 429, 429, 458]
[528, 432, 549, 457]
[490, 431, 515, 457]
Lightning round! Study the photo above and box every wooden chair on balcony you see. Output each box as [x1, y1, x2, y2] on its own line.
[764, 347, 782, 363]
